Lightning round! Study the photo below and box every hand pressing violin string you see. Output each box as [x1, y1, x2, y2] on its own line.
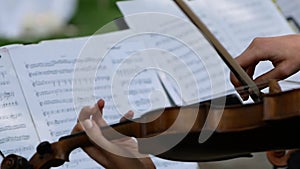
[230, 35, 300, 99]
[72, 99, 155, 169]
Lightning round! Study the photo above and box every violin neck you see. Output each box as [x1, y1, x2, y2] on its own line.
[60, 120, 139, 145]
[102, 120, 140, 139]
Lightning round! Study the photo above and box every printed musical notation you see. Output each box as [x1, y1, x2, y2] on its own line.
[0, 49, 40, 160]
[49, 129, 70, 138]
[46, 117, 77, 128]
[0, 71, 7, 79]
[6, 30, 170, 169]
[0, 135, 30, 144]
[0, 92, 17, 108]
[0, 68, 9, 86]
[25, 59, 76, 69]
[28, 69, 74, 77]
[43, 107, 75, 118]
[2, 145, 34, 156]
[117, 0, 230, 105]
[0, 124, 26, 133]
[0, 80, 9, 86]
[0, 91, 14, 101]
[0, 101, 18, 108]
[185, 0, 295, 57]
[62, 153, 99, 169]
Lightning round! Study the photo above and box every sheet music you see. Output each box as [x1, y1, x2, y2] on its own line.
[116, 0, 187, 20]
[184, 0, 295, 56]
[276, 0, 300, 32]
[151, 156, 198, 169]
[8, 38, 99, 169]
[0, 49, 39, 161]
[184, 0, 300, 85]
[117, 0, 234, 106]
[9, 30, 171, 168]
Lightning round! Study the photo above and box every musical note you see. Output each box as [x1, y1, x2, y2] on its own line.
[0, 135, 30, 144]
[2, 145, 34, 156]
[0, 91, 14, 101]
[49, 129, 70, 138]
[42, 107, 75, 118]
[28, 69, 74, 77]
[0, 71, 7, 79]
[40, 98, 73, 106]
[25, 59, 76, 69]
[0, 112, 22, 121]
[0, 124, 26, 133]
[0, 49, 40, 160]
[46, 117, 77, 127]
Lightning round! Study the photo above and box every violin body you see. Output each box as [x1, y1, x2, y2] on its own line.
[136, 88, 300, 161]
[140, 113, 300, 162]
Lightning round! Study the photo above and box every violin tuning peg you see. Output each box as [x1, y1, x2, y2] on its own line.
[1, 154, 32, 169]
[36, 141, 52, 155]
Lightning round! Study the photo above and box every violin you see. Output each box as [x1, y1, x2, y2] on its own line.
[1, 0, 299, 168]
[1, 80, 300, 169]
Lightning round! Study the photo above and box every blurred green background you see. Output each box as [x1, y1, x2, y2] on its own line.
[0, 0, 124, 46]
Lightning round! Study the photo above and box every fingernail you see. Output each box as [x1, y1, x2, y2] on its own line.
[82, 119, 93, 129]
[127, 111, 134, 118]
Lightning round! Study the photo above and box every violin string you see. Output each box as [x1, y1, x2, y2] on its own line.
[194, 79, 298, 102]
[198, 81, 269, 101]
[234, 80, 269, 94]
[234, 79, 300, 97]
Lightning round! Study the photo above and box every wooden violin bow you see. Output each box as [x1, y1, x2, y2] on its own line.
[174, 0, 262, 102]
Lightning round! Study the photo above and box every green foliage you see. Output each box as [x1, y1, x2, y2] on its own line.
[0, 0, 123, 46]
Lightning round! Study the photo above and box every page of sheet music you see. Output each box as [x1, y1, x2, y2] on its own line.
[0, 49, 39, 161]
[117, 0, 234, 106]
[8, 39, 99, 169]
[184, 0, 300, 84]
[276, 0, 300, 32]
[184, 0, 295, 56]
[9, 30, 172, 168]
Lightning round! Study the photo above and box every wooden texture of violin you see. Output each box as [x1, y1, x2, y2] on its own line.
[28, 132, 91, 169]
[264, 88, 300, 120]
[135, 83, 300, 161]
[137, 86, 300, 134]
[27, 86, 300, 163]
[1, 154, 32, 169]
[265, 80, 298, 168]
